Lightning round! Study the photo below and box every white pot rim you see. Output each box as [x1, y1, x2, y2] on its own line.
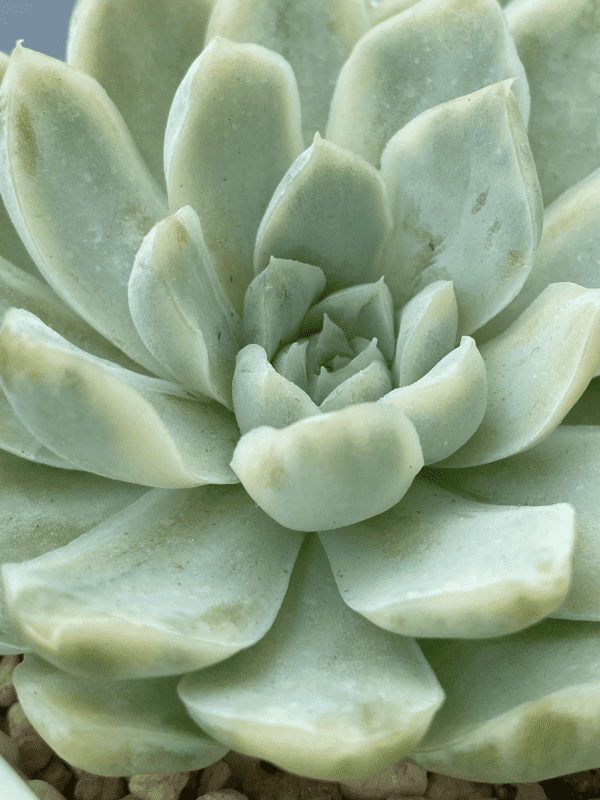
[0, 753, 39, 799]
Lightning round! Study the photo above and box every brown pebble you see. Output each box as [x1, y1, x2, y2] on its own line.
[513, 785, 548, 800]
[0, 656, 20, 707]
[38, 755, 73, 793]
[424, 772, 493, 800]
[7, 702, 53, 774]
[339, 760, 427, 799]
[198, 760, 236, 794]
[74, 771, 126, 800]
[27, 779, 68, 800]
[197, 792, 249, 800]
[0, 726, 21, 770]
[128, 770, 190, 800]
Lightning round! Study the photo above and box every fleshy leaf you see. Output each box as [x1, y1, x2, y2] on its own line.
[379, 81, 543, 333]
[393, 281, 458, 388]
[326, 0, 529, 169]
[165, 37, 303, 314]
[3, 486, 304, 679]
[369, 0, 422, 26]
[0, 45, 170, 376]
[230, 402, 423, 531]
[477, 167, 600, 342]
[319, 479, 574, 639]
[273, 339, 310, 393]
[312, 338, 389, 405]
[506, 0, 600, 206]
[13, 653, 227, 776]
[232, 344, 321, 435]
[206, 0, 368, 146]
[0, 449, 146, 655]
[429, 426, 600, 622]
[300, 277, 396, 362]
[128, 206, 244, 410]
[243, 257, 326, 360]
[66, 0, 216, 190]
[306, 314, 355, 377]
[411, 618, 600, 783]
[319, 361, 393, 413]
[178, 534, 445, 781]
[380, 337, 487, 465]
[0, 309, 240, 488]
[254, 134, 393, 291]
[438, 284, 600, 467]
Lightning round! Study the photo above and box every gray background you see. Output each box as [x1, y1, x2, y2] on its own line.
[1, 1, 77, 59]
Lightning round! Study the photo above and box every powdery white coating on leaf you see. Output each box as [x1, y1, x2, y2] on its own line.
[254, 133, 393, 292]
[164, 37, 304, 314]
[439, 283, 600, 466]
[0, 45, 170, 377]
[178, 534, 445, 781]
[230, 402, 423, 530]
[12, 653, 228, 776]
[320, 479, 574, 638]
[326, 0, 530, 169]
[434, 426, 600, 623]
[379, 80, 543, 334]
[506, 0, 600, 206]
[2, 486, 303, 679]
[411, 618, 600, 783]
[128, 205, 244, 410]
[205, 0, 369, 146]
[380, 337, 487, 465]
[0, 309, 240, 488]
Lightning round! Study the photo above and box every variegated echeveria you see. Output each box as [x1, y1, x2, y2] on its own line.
[0, 0, 599, 785]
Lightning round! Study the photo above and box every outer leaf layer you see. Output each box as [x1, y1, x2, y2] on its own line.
[0, 45, 169, 376]
[178, 535, 445, 781]
[13, 653, 227, 776]
[3, 486, 304, 679]
[0, 309, 240, 488]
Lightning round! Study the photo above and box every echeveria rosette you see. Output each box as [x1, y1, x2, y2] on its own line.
[0, 0, 599, 787]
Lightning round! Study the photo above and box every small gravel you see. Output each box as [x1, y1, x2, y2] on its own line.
[3, 654, 599, 800]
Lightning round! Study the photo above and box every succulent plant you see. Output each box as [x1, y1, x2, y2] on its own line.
[0, 0, 599, 787]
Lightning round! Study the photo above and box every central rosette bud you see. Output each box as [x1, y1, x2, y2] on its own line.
[233, 256, 399, 429]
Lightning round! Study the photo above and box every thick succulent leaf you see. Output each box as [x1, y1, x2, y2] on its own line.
[430, 426, 600, 622]
[0, 449, 146, 655]
[3, 486, 304, 679]
[0, 389, 77, 469]
[66, 0, 216, 191]
[178, 534, 445, 781]
[326, 0, 529, 169]
[273, 339, 310, 393]
[206, 0, 368, 146]
[319, 360, 393, 412]
[230, 402, 423, 531]
[12, 653, 227, 776]
[128, 206, 244, 410]
[319, 479, 574, 639]
[300, 277, 395, 362]
[165, 37, 303, 315]
[306, 314, 354, 375]
[0, 52, 37, 276]
[0, 45, 171, 376]
[0, 309, 240, 488]
[411, 618, 600, 783]
[393, 281, 458, 388]
[379, 81, 543, 334]
[312, 338, 389, 405]
[506, 0, 600, 206]
[254, 134, 392, 291]
[368, 0, 421, 26]
[477, 167, 600, 342]
[380, 337, 487, 465]
[243, 257, 326, 360]
[233, 344, 321, 435]
[439, 284, 600, 467]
